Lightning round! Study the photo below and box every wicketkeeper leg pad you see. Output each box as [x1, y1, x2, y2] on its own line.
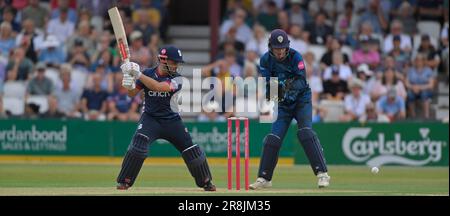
[257, 134, 282, 181]
[181, 145, 213, 188]
[117, 133, 149, 186]
[298, 128, 328, 175]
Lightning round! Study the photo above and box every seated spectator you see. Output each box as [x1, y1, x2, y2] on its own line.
[5, 47, 34, 81]
[303, 51, 320, 76]
[38, 35, 66, 67]
[340, 79, 371, 121]
[247, 24, 269, 57]
[417, 0, 444, 22]
[371, 68, 407, 101]
[50, 0, 78, 24]
[91, 32, 120, 70]
[335, 16, 358, 48]
[405, 54, 436, 119]
[21, 0, 49, 30]
[80, 74, 108, 121]
[417, 34, 441, 72]
[0, 22, 16, 58]
[356, 21, 382, 50]
[67, 39, 90, 71]
[257, 1, 279, 32]
[288, 0, 311, 28]
[357, 0, 387, 35]
[26, 63, 53, 97]
[23, 103, 40, 119]
[277, 11, 290, 34]
[388, 36, 410, 70]
[66, 20, 96, 57]
[320, 37, 349, 68]
[383, 20, 412, 54]
[2, 6, 21, 33]
[107, 84, 140, 121]
[355, 64, 377, 96]
[15, 19, 44, 62]
[219, 27, 246, 55]
[41, 96, 65, 118]
[322, 67, 349, 100]
[306, 63, 323, 105]
[335, 1, 359, 35]
[86, 64, 113, 93]
[220, 8, 253, 44]
[359, 102, 390, 123]
[46, 7, 75, 44]
[376, 88, 406, 121]
[53, 65, 81, 118]
[129, 31, 152, 68]
[351, 36, 380, 68]
[202, 48, 243, 78]
[392, 2, 417, 35]
[323, 51, 352, 81]
[305, 11, 334, 45]
[289, 24, 308, 54]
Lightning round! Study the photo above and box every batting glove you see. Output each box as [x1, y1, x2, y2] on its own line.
[122, 73, 136, 90]
[120, 62, 141, 79]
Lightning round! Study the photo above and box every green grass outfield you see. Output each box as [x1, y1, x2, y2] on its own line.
[0, 163, 448, 196]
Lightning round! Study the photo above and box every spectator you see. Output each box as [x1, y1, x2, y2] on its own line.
[340, 79, 371, 121]
[46, 7, 75, 44]
[335, 15, 358, 48]
[355, 64, 377, 96]
[351, 37, 380, 68]
[305, 11, 333, 45]
[289, 24, 308, 54]
[417, 34, 441, 71]
[23, 103, 40, 119]
[41, 96, 65, 118]
[66, 20, 96, 57]
[320, 37, 349, 67]
[356, 21, 382, 50]
[0, 21, 15, 58]
[86, 63, 113, 93]
[2, 7, 20, 33]
[5, 47, 34, 81]
[392, 2, 417, 35]
[306, 61, 323, 105]
[107, 78, 140, 121]
[26, 63, 53, 96]
[220, 8, 252, 44]
[383, 20, 412, 54]
[257, 1, 279, 31]
[322, 66, 349, 100]
[133, 9, 158, 46]
[340, 79, 370, 121]
[15, 19, 44, 63]
[376, 88, 406, 121]
[129, 31, 152, 68]
[67, 39, 90, 71]
[359, 102, 390, 123]
[308, 0, 335, 19]
[50, 0, 77, 24]
[53, 64, 81, 117]
[388, 36, 410, 70]
[323, 51, 352, 81]
[288, 0, 310, 28]
[91, 32, 120, 69]
[405, 54, 436, 119]
[357, 0, 388, 35]
[335, 1, 359, 34]
[219, 27, 246, 55]
[38, 35, 66, 67]
[21, 0, 49, 30]
[277, 11, 290, 33]
[371, 68, 407, 101]
[80, 73, 108, 121]
[303, 51, 320, 76]
[247, 24, 269, 57]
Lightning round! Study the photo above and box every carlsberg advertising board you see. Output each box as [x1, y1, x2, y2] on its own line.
[294, 123, 449, 166]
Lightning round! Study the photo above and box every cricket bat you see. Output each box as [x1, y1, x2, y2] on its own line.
[108, 7, 130, 63]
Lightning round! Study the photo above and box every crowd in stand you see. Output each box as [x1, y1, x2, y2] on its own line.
[200, 0, 448, 123]
[0, 0, 448, 123]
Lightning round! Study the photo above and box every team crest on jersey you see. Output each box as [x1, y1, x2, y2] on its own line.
[298, 60, 305, 70]
[277, 36, 283, 43]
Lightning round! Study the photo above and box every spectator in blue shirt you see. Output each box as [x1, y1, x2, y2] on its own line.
[357, 0, 388, 34]
[405, 54, 436, 119]
[376, 88, 406, 121]
[80, 74, 108, 121]
[38, 35, 66, 67]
